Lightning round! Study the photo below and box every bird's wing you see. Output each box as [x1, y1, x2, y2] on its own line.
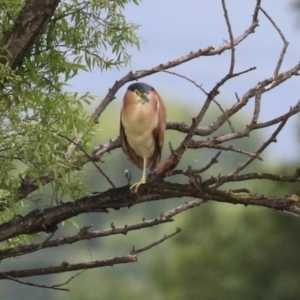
[119, 117, 144, 170]
[150, 91, 167, 171]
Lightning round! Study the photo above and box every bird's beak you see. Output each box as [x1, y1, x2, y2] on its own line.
[140, 93, 149, 103]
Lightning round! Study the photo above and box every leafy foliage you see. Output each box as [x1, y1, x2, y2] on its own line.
[0, 0, 140, 215]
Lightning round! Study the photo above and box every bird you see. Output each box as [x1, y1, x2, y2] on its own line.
[120, 82, 166, 192]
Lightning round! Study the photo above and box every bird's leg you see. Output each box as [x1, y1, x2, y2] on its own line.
[130, 157, 147, 193]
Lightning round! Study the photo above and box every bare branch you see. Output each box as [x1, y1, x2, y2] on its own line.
[221, 0, 235, 75]
[0, 255, 138, 279]
[253, 100, 300, 130]
[0, 199, 205, 259]
[52, 270, 86, 289]
[0, 224, 186, 279]
[213, 116, 291, 189]
[259, 6, 289, 78]
[153, 2, 261, 176]
[165, 152, 221, 177]
[251, 93, 261, 124]
[131, 228, 181, 255]
[91, 137, 121, 161]
[186, 141, 263, 161]
[202, 171, 300, 186]
[161, 69, 237, 133]
[57, 132, 116, 188]
[1, 178, 299, 244]
[93, 1, 260, 123]
[0, 273, 69, 291]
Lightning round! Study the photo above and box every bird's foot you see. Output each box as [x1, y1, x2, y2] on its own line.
[130, 178, 146, 193]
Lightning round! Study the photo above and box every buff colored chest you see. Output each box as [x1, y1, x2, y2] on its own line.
[121, 101, 158, 158]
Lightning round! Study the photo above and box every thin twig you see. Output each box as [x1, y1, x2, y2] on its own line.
[52, 270, 86, 289]
[130, 228, 181, 255]
[0, 273, 69, 291]
[187, 141, 263, 161]
[198, 99, 300, 145]
[161, 69, 236, 133]
[212, 117, 289, 189]
[57, 133, 116, 188]
[221, 0, 235, 75]
[259, 6, 289, 78]
[165, 151, 221, 177]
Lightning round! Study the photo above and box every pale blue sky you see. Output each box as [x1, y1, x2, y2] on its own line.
[69, 0, 300, 161]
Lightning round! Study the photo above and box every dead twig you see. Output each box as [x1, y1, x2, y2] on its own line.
[259, 6, 289, 78]
[131, 228, 181, 255]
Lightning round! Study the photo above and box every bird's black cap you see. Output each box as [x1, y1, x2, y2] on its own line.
[127, 82, 154, 94]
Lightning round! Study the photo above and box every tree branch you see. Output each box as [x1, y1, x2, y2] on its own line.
[130, 228, 181, 255]
[0, 0, 61, 69]
[0, 255, 138, 279]
[0, 273, 69, 291]
[0, 199, 205, 259]
[1, 180, 299, 243]
[93, 0, 260, 123]
[0, 226, 183, 279]
[259, 6, 289, 78]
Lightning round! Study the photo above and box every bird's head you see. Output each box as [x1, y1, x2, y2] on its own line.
[127, 82, 154, 104]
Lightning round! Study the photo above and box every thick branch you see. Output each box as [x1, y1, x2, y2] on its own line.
[1, 180, 299, 242]
[0, 0, 61, 69]
[16, 96, 300, 202]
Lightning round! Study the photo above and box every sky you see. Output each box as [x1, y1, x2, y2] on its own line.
[69, 0, 300, 162]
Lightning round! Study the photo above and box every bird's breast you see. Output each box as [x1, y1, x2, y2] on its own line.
[122, 102, 158, 158]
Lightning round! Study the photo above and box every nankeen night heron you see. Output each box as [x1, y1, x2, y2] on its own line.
[120, 82, 167, 192]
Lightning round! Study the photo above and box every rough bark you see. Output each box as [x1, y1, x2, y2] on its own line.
[0, 180, 299, 243]
[0, 0, 60, 69]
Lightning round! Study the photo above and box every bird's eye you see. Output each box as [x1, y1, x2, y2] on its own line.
[134, 90, 140, 96]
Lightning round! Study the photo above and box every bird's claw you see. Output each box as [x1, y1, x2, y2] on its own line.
[130, 179, 146, 193]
